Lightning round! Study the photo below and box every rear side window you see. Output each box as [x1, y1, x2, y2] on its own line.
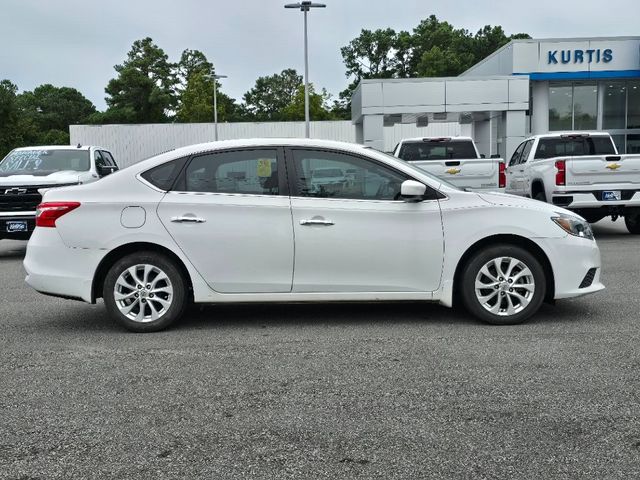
[535, 137, 617, 159]
[398, 140, 477, 161]
[140, 157, 188, 191]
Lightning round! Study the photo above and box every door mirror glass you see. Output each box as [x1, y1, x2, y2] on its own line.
[400, 180, 426, 202]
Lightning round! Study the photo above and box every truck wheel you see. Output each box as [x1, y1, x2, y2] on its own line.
[103, 251, 187, 332]
[625, 213, 640, 235]
[460, 245, 546, 326]
[534, 191, 547, 203]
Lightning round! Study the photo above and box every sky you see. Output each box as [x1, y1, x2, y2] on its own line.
[1, 0, 639, 110]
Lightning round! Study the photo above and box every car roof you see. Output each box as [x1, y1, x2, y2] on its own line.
[399, 136, 474, 143]
[527, 131, 611, 140]
[11, 145, 105, 152]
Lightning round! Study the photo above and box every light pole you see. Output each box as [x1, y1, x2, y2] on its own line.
[284, 1, 326, 138]
[212, 74, 227, 141]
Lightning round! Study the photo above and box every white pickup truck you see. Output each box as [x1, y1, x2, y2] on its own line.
[0, 145, 118, 240]
[393, 136, 505, 192]
[505, 132, 640, 234]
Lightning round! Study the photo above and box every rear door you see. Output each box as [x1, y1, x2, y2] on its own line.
[287, 147, 444, 293]
[157, 147, 294, 293]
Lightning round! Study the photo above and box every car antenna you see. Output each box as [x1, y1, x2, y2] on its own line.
[77, 143, 82, 148]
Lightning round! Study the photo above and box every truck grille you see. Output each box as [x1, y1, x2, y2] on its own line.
[0, 186, 50, 212]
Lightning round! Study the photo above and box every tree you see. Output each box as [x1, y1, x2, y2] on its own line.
[175, 49, 244, 123]
[243, 69, 303, 121]
[103, 37, 177, 123]
[281, 85, 334, 121]
[16, 84, 96, 145]
[0, 80, 28, 157]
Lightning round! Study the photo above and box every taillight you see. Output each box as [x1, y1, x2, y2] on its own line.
[35, 202, 81, 228]
[555, 160, 566, 186]
[498, 161, 506, 188]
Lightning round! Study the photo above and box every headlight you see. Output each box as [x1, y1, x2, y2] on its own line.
[551, 214, 594, 240]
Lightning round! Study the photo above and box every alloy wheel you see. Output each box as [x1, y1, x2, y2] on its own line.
[113, 264, 174, 323]
[474, 256, 536, 316]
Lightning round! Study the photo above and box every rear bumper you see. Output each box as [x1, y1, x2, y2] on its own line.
[552, 190, 640, 209]
[24, 228, 105, 303]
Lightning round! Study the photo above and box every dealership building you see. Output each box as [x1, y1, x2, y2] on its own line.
[351, 36, 640, 158]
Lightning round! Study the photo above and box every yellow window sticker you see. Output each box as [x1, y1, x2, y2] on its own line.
[257, 159, 272, 177]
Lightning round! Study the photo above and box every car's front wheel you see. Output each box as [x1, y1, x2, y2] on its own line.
[103, 251, 187, 332]
[460, 245, 546, 325]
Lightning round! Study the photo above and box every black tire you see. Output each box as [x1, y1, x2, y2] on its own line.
[534, 191, 547, 203]
[625, 212, 640, 234]
[460, 244, 546, 326]
[103, 251, 187, 332]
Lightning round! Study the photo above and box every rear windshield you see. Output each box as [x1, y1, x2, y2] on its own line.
[398, 140, 478, 161]
[534, 136, 616, 159]
[0, 149, 90, 176]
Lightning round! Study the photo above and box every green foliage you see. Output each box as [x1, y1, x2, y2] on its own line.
[243, 69, 303, 121]
[16, 84, 95, 144]
[0, 80, 26, 158]
[281, 85, 335, 121]
[340, 15, 531, 100]
[104, 37, 177, 123]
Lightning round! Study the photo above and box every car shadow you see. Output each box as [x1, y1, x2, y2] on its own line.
[0, 240, 27, 260]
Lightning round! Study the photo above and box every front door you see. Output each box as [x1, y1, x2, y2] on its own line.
[157, 148, 294, 293]
[287, 148, 444, 293]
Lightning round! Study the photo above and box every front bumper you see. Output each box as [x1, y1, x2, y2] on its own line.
[24, 228, 105, 303]
[535, 235, 605, 300]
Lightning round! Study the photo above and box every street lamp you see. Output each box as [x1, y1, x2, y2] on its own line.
[212, 74, 227, 141]
[284, 1, 326, 138]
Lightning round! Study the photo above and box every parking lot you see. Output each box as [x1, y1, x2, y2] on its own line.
[0, 219, 638, 479]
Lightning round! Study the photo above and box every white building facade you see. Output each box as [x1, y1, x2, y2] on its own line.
[352, 36, 640, 158]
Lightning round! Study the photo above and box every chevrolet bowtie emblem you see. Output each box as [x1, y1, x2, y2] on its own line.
[606, 163, 621, 170]
[445, 168, 461, 174]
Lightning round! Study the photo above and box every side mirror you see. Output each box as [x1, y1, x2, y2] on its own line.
[97, 165, 118, 177]
[400, 180, 426, 202]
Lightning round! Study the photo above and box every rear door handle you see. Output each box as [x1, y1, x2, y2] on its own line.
[300, 219, 334, 226]
[171, 216, 206, 223]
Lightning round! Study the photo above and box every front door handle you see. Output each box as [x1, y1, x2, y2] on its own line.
[171, 216, 206, 223]
[300, 218, 334, 226]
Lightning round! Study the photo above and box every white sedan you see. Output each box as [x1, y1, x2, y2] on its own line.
[24, 139, 604, 332]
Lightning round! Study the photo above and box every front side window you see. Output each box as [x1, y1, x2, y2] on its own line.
[509, 142, 525, 167]
[0, 149, 90, 175]
[291, 149, 409, 200]
[184, 149, 279, 195]
[94, 150, 106, 169]
[519, 140, 534, 164]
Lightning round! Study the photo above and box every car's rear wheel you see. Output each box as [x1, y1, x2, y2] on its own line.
[534, 191, 547, 203]
[103, 252, 187, 332]
[460, 245, 546, 325]
[625, 212, 640, 234]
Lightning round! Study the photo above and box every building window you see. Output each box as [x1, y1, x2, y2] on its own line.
[549, 83, 597, 131]
[628, 134, 640, 154]
[603, 82, 627, 129]
[573, 84, 597, 130]
[549, 85, 573, 130]
[627, 81, 640, 129]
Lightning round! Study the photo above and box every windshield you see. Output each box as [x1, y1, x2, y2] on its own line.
[0, 149, 90, 176]
[398, 140, 478, 161]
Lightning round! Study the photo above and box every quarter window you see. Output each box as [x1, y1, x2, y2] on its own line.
[291, 149, 409, 201]
[184, 149, 280, 195]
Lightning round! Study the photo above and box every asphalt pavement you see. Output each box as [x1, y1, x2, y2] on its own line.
[1, 219, 639, 479]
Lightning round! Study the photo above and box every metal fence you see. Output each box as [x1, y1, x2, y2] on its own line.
[70, 120, 462, 168]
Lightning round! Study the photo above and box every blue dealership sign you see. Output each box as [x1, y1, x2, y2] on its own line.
[548, 48, 613, 65]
